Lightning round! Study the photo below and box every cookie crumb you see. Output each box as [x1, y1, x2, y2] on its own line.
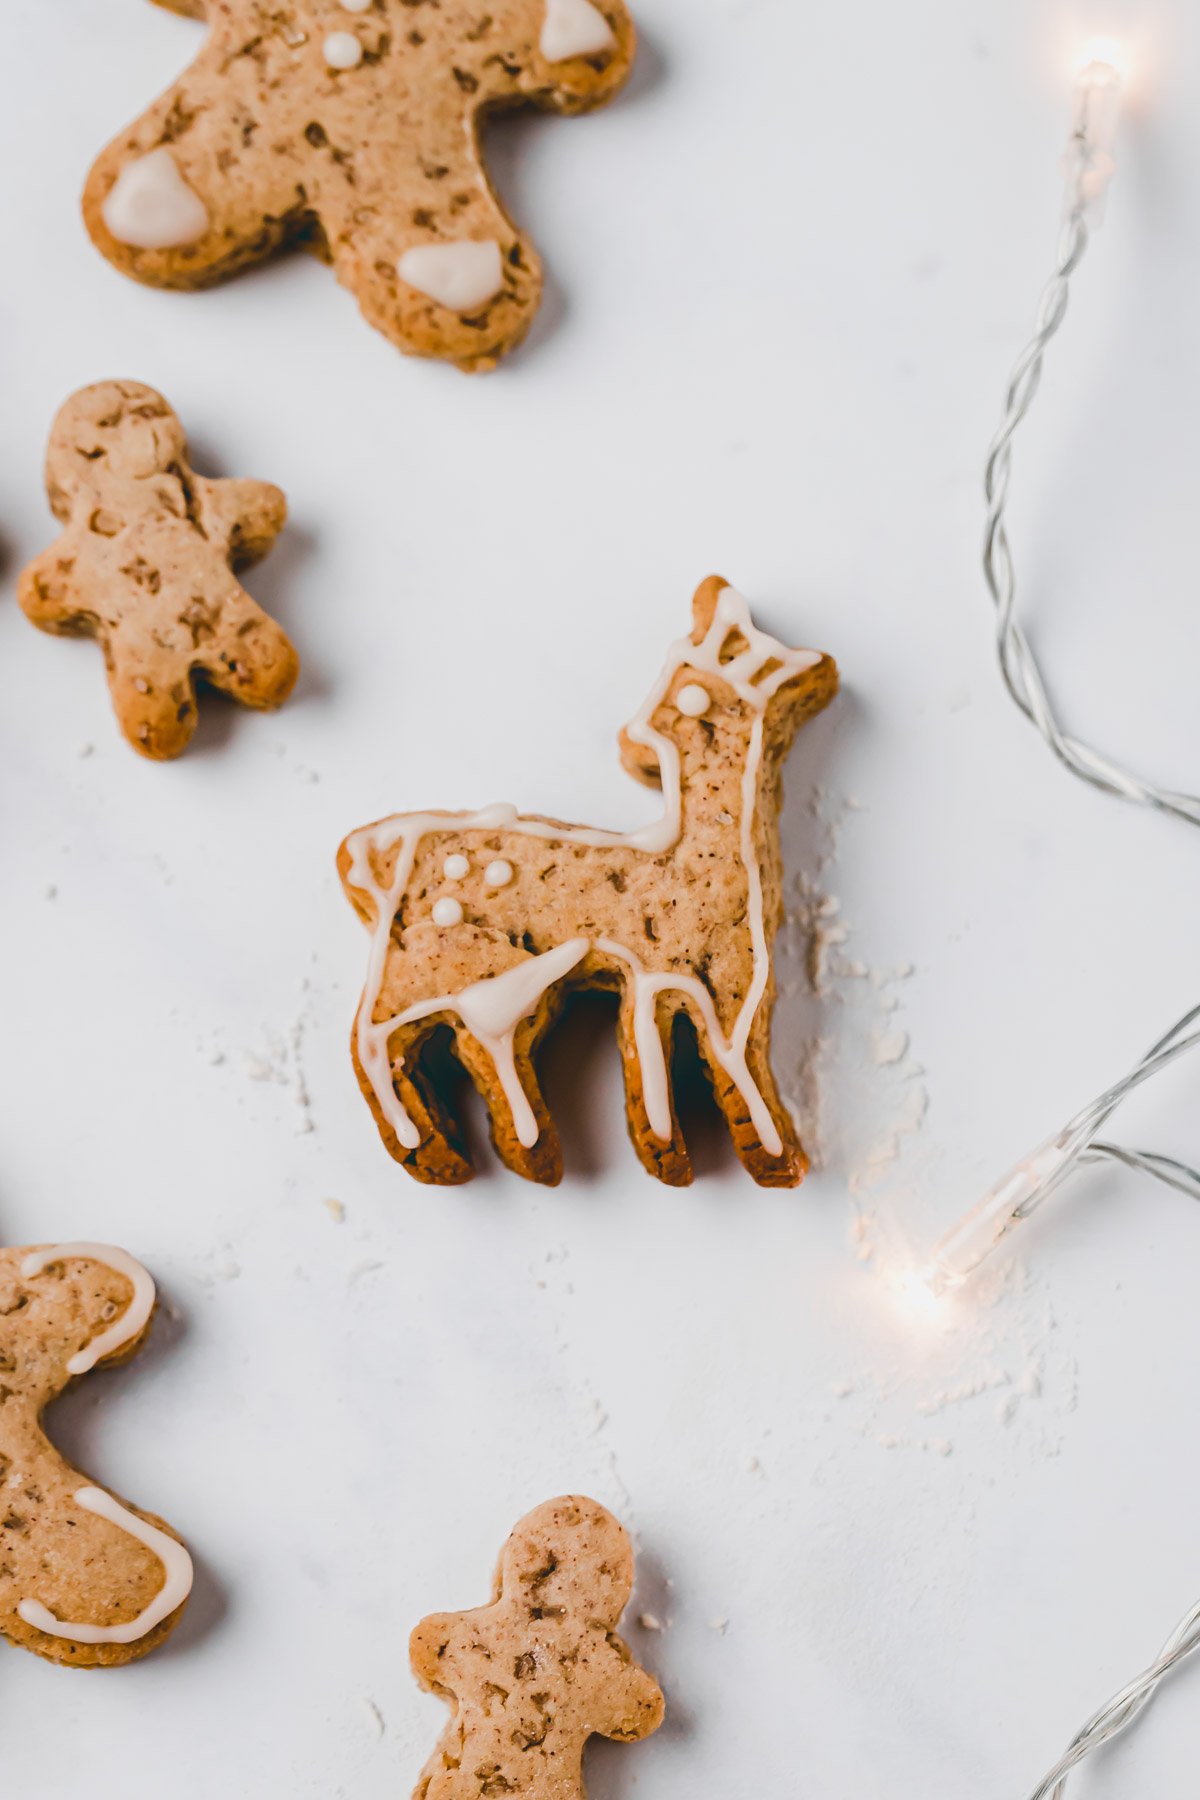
[323, 1198, 346, 1224]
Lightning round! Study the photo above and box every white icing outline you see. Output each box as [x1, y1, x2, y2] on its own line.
[344, 589, 821, 1158]
[21, 1243, 155, 1375]
[18, 1488, 193, 1647]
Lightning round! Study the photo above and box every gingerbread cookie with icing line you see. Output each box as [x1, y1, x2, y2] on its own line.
[339, 577, 838, 1187]
[83, 0, 636, 373]
[18, 381, 297, 760]
[0, 1243, 194, 1667]
[411, 1494, 663, 1799]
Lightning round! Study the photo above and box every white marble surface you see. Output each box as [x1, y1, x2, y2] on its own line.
[2, 0, 1200, 1793]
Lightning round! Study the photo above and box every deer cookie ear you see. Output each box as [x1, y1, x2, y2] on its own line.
[690, 575, 729, 642]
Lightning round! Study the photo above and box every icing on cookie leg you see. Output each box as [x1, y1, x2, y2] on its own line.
[339, 580, 838, 1187]
[83, 0, 636, 370]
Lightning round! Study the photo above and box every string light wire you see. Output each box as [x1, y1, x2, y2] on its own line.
[1026, 1596, 1200, 1798]
[982, 52, 1200, 828]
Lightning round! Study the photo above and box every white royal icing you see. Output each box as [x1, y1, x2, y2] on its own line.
[397, 240, 504, 313]
[484, 859, 515, 888]
[21, 1243, 155, 1376]
[344, 590, 821, 1158]
[432, 897, 464, 927]
[675, 683, 710, 717]
[18, 1488, 193, 1647]
[443, 853, 470, 880]
[324, 29, 363, 67]
[101, 148, 209, 251]
[341, 0, 372, 9]
[541, 0, 616, 61]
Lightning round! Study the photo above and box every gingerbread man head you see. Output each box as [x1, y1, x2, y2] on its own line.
[83, 0, 637, 371]
[0, 1243, 193, 1667]
[410, 1495, 663, 1798]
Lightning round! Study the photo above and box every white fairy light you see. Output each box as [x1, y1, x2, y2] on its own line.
[922, 1001, 1200, 1297]
[982, 46, 1200, 828]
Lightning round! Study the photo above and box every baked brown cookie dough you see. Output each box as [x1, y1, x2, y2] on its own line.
[83, 0, 636, 372]
[18, 380, 297, 760]
[411, 1495, 663, 1799]
[339, 576, 839, 1187]
[0, 1243, 193, 1667]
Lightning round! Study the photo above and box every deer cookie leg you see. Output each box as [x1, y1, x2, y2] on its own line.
[83, 55, 311, 290]
[452, 1020, 564, 1185]
[352, 1017, 475, 1185]
[699, 1027, 808, 1189]
[617, 989, 694, 1186]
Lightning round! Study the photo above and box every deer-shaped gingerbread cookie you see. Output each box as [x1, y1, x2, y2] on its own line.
[18, 380, 297, 760]
[340, 577, 838, 1186]
[83, 0, 636, 371]
[410, 1495, 663, 1800]
[0, 1242, 193, 1666]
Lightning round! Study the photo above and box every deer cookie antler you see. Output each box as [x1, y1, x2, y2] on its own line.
[82, 0, 636, 371]
[18, 380, 297, 760]
[339, 577, 839, 1187]
[410, 1495, 663, 1799]
[0, 1243, 193, 1667]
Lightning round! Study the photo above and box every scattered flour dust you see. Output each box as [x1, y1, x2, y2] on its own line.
[200, 976, 316, 1134]
[777, 788, 1079, 1469]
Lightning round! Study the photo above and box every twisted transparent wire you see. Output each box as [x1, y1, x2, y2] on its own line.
[1027, 1596, 1200, 1798]
[982, 214, 1200, 828]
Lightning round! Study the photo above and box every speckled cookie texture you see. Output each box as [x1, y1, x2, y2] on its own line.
[0, 1244, 193, 1667]
[339, 576, 839, 1188]
[18, 380, 297, 760]
[83, 0, 636, 371]
[411, 1495, 663, 1799]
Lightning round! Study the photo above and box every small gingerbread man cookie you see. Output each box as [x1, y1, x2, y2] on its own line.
[340, 577, 838, 1187]
[411, 1495, 663, 1799]
[0, 1242, 193, 1667]
[83, 0, 636, 371]
[18, 380, 298, 760]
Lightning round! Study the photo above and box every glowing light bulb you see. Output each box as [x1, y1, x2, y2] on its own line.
[924, 1133, 1080, 1294]
[1066, 40, 1125, 222]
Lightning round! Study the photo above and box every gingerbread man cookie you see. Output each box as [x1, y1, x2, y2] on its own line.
[411, 1495, 663, 1799]
[339, 577, 839, 1187]
[0, 1242, 193, 1666]
[83, 0, 636, 371]
[19, 381, 297, 760]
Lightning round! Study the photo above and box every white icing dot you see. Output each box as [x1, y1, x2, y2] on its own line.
[101, 148, 209, 251]
[485, 860, 515, 888]
[541, 0, 616, 61]
[397, 240, 505, 313]
[432, 897, 464, 927]
[341, 0, 372, 9]
[676, 683, 711, 717]
[443, 853, 470, 880]
[324, 30, 363, 68]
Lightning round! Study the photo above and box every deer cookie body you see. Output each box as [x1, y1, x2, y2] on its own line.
[339, 577, 839, 1186]
[18, 380, 297, 760]
[0, 1243, 193, 1667]
[83, 0, 636, 371]
[411, 1495, 663, 1800]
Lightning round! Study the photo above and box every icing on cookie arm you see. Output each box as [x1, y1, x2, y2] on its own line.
[18, 1488, 193, 1647]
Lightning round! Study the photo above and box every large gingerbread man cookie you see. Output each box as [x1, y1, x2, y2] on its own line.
[411, 1495, 663, 1799]
[83, 0, 636, 371]
[340, 578, 838, 1187]
[19, 380, 297, 760]
[0, 1242, 193, 1667]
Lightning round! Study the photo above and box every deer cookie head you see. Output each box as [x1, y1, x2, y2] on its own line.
[45, 381, 189, 521]
[620, 575, 839, 787]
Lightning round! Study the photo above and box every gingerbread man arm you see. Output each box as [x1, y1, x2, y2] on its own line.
[197, 475, 287, 567]
[590, 1642, 665, 1741]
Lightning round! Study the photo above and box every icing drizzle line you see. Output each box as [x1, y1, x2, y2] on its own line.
[18, 1488, 193, 1647]
[344, 589, 821, 1157]
[21, 1243, 156, 1375]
